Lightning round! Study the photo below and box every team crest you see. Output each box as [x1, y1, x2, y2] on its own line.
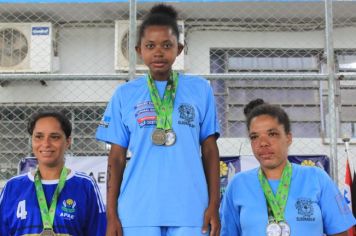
[60, 198, 76, 220]
[295, 198, 315, 221]
[178, 104, 195, 128]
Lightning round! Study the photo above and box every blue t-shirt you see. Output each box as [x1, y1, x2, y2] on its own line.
[0, 171, 106, 236]
[96, 73, 220, 227]
[220, 164, 356, 236]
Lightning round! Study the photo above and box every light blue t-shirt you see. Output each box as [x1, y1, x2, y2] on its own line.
[220, 163, 356, 236]
[96, 73, 220, 227]
[0, 171, 106, 236]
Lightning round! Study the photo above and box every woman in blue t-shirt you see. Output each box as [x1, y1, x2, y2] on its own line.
[96, 4, 220, 236]
[220, 98, 355, 236]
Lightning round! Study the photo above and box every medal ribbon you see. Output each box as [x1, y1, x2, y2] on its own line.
[147, 71, 178, 130]
[258, 161, 292, 223]
[34, 167, 68, 230]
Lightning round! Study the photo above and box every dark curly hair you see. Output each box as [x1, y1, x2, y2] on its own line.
[244, 98, 291, 134]
[27, 110, 72, 138]
[137, 4, 180, 46]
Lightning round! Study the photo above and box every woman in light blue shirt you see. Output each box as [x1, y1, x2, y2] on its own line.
[220, 98, 355, 236]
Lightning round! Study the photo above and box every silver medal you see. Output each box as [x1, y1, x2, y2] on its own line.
[151, 128, 166, 145]
[165, 130, 176, 146]
[266, 222, 282, 236]
[279, 222, 291, 236]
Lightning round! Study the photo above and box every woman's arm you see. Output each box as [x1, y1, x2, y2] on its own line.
[201, 135, 221, 236]
[106, 144, 127, 236]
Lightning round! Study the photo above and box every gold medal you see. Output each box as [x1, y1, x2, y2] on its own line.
[40, 229, 56, 236]
[165, 129, 176, 146]
[152, 128, 166, 145]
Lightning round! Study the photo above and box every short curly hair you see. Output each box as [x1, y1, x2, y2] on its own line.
[27, 110, 72, 138]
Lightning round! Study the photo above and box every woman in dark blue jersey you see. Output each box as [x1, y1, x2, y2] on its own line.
[0, 111, 106, 236]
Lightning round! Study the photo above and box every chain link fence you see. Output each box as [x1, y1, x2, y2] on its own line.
[1, 0, 356, 190]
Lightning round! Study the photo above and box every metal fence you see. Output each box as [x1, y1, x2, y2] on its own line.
[1, 0, 356, 190]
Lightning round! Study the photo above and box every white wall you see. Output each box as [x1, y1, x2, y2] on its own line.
[0, 80, 122, 103]
[186, 26, 356, 74]
[59, 27, 115, 74]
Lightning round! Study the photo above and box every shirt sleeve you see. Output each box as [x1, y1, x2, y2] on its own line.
[220, 181, 240, 236]
[317, 168, 356, 234]
[0, 183, 10, 235]
[199, 80, 220, 143]
[85, 178, 107, 236]
[96, 85, 130, 147]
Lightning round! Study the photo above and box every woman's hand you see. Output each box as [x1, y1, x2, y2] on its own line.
[106, 216, 123, 236]
[202, 204, 221, 236]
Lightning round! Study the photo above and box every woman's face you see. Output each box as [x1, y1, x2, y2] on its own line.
[249, 114, 292, 171]
[32, 116, 71, 168]
[136, 25, 183, 80]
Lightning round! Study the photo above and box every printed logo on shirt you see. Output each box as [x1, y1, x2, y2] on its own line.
[99, 116, 111, 128]
[178, 103, 195, 128]
[135, 101, 157, 127]
[60, 198, 76, 220]
[295, 198, 315, 221]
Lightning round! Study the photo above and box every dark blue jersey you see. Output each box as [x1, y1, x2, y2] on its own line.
[0, 170, 106, 236]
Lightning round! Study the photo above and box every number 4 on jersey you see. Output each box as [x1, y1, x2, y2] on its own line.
[16, 200, 27, 220]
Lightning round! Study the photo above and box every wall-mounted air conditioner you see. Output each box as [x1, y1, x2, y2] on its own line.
[0, 22, 59, 73]
[115, 20, 184, 72]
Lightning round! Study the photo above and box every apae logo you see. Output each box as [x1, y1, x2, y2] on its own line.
[60, 198, 76, 220]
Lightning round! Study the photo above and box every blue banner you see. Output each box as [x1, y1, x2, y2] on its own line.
[288, 154, 330, 175]
[18, 157, 38, 174]
[220, 156, 241, 200]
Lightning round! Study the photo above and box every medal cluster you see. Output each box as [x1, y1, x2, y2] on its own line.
[148, 72, 178, 147]
[260, 162, 292, 236]
[152, 128, 176, 146]
[266, 221, 290, 236]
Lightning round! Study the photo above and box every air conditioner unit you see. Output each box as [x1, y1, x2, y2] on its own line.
[0, 22, 59, 73]
[115, 20, 185, 72]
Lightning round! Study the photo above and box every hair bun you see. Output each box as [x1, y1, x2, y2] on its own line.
[244, 98, 265, 117]
[150, 4, 178, 20]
